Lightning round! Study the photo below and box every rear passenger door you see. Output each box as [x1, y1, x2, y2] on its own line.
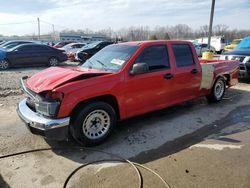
[170, 43, 201, 100]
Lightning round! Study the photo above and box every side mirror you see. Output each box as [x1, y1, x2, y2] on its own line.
[14, 49, 19, 53]
[130, 63, 149, 75]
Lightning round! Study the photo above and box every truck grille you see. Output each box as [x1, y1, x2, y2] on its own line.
[239, 64, 246, 70]
[231, 56, 245, 62]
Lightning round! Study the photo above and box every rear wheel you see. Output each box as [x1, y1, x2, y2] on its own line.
[70, 102, 116, 146]
[48, 57, 59, 66]
[206, 77, 226, 103]
[0, 59, 10, 70]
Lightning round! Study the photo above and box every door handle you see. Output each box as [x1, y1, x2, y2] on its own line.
[191, 69, 198, 74]
[164, 73, 173, 80]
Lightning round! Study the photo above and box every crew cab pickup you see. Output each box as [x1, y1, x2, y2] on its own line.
[17, 40, 239, 146]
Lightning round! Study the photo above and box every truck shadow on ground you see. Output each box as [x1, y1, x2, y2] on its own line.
[0, 175, 10, 188]
[46, 88, 250, 164]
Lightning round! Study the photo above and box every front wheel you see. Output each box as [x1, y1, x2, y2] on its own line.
[70, 102, 116, 146]
[0, 59, 10, 70]
[48, 57, 59, 66]
[206, 77, 226, 103]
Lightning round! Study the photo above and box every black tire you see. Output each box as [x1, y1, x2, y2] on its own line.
[70, 102, 116, 146]
[206, 77, 226, 103]
[0, 59, 10, 70]
[48, 57, 59, 66]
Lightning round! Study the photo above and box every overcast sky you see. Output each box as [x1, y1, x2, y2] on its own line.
[0, 0, 249, 36]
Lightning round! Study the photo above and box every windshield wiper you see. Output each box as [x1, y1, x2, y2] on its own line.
[85, 60, 93, 69]
[96, 59, 108, 69]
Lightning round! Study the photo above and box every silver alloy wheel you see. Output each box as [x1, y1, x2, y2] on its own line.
[49, 57, 58, 66]
[82, 109, 111, 140]
[0, 60, 9, 70]
[214, 79, 225, 99]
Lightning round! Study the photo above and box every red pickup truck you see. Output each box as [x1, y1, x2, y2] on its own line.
[17, 40, 239, 146]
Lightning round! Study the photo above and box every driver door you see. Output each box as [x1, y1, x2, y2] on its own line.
[124, 44, 175, 118]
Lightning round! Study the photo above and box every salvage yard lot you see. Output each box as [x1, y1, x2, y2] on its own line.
[0, 65, 250, 188]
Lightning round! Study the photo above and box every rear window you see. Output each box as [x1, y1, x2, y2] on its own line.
[172, 44, 195, 67]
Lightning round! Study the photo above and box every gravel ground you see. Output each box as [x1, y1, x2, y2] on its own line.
[0, 62, 79, 107]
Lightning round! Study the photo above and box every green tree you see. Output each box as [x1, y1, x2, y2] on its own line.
[149, 34, 158, 40]
[164, 33, 170, 40]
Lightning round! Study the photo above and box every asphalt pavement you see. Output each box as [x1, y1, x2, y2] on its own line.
[0, 77, 250, 188]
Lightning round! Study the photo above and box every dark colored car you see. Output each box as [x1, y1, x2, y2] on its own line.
[222, 36, 250, 79]
[0, 43, 68, 70]
[0, 40, 34, 50]
[75, 41, 113, 62]
[0, 40, 5, 45]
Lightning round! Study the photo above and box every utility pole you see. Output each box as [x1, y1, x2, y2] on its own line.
[52, 24, 55, 41]
[208, 0, 215, 49]
[37, 17, 40, 40]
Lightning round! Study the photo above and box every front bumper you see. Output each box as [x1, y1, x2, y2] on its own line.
[239, 70, 250, 79]
[239, 63, 250, 79]
[17, 98, 70, 140]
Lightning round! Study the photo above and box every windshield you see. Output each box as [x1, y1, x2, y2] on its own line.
[82, 44, 138, 72]
[236, 37, 250, 49]
[3, 43, 19, 50]
[6, 45, 19, 52]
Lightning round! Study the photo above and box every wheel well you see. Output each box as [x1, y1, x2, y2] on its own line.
[4, 58, 11, 64]
[49, 56, 58, 60]
[70, 95, 120, 120]
[214, 74, 229, 85]
[222, 74, 230, 86]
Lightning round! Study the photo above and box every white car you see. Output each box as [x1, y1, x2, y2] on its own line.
[60, 43, 87, 53]
[194, 43, 216, 57]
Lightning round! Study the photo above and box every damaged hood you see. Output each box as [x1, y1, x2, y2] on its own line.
[26, 66, 111, 93]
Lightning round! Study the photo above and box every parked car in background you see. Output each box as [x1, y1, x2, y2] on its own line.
[0, 40, 34, 50]
[0, 40, 5, 45]
[60, 43, 87, 61]
[194, 36, 226, 53]
[0, 43, 67, 70]
[223, 38, 242, 52]
[75, 41, 113, 62]
[61, 43, 86, 52]
[194, 43, 216, 57]
[53, 41, 74, 48]
[17, 40, 239, 145]
[221, 36, 250, 79]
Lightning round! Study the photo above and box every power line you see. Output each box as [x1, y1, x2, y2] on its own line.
[40, 19, 69, 30]
[0, 21, 35, 26]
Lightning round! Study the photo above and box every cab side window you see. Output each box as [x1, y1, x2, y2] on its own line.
[172, 44, 195, 67]
[18, 46, 33, 52]
[135, 45, 170, 71]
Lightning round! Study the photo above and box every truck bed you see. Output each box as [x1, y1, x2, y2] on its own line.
[199, 59, 239, 89]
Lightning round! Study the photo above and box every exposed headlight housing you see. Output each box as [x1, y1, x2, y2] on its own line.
[35, 101, 60, 117]
[35, 91, 63, 117]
